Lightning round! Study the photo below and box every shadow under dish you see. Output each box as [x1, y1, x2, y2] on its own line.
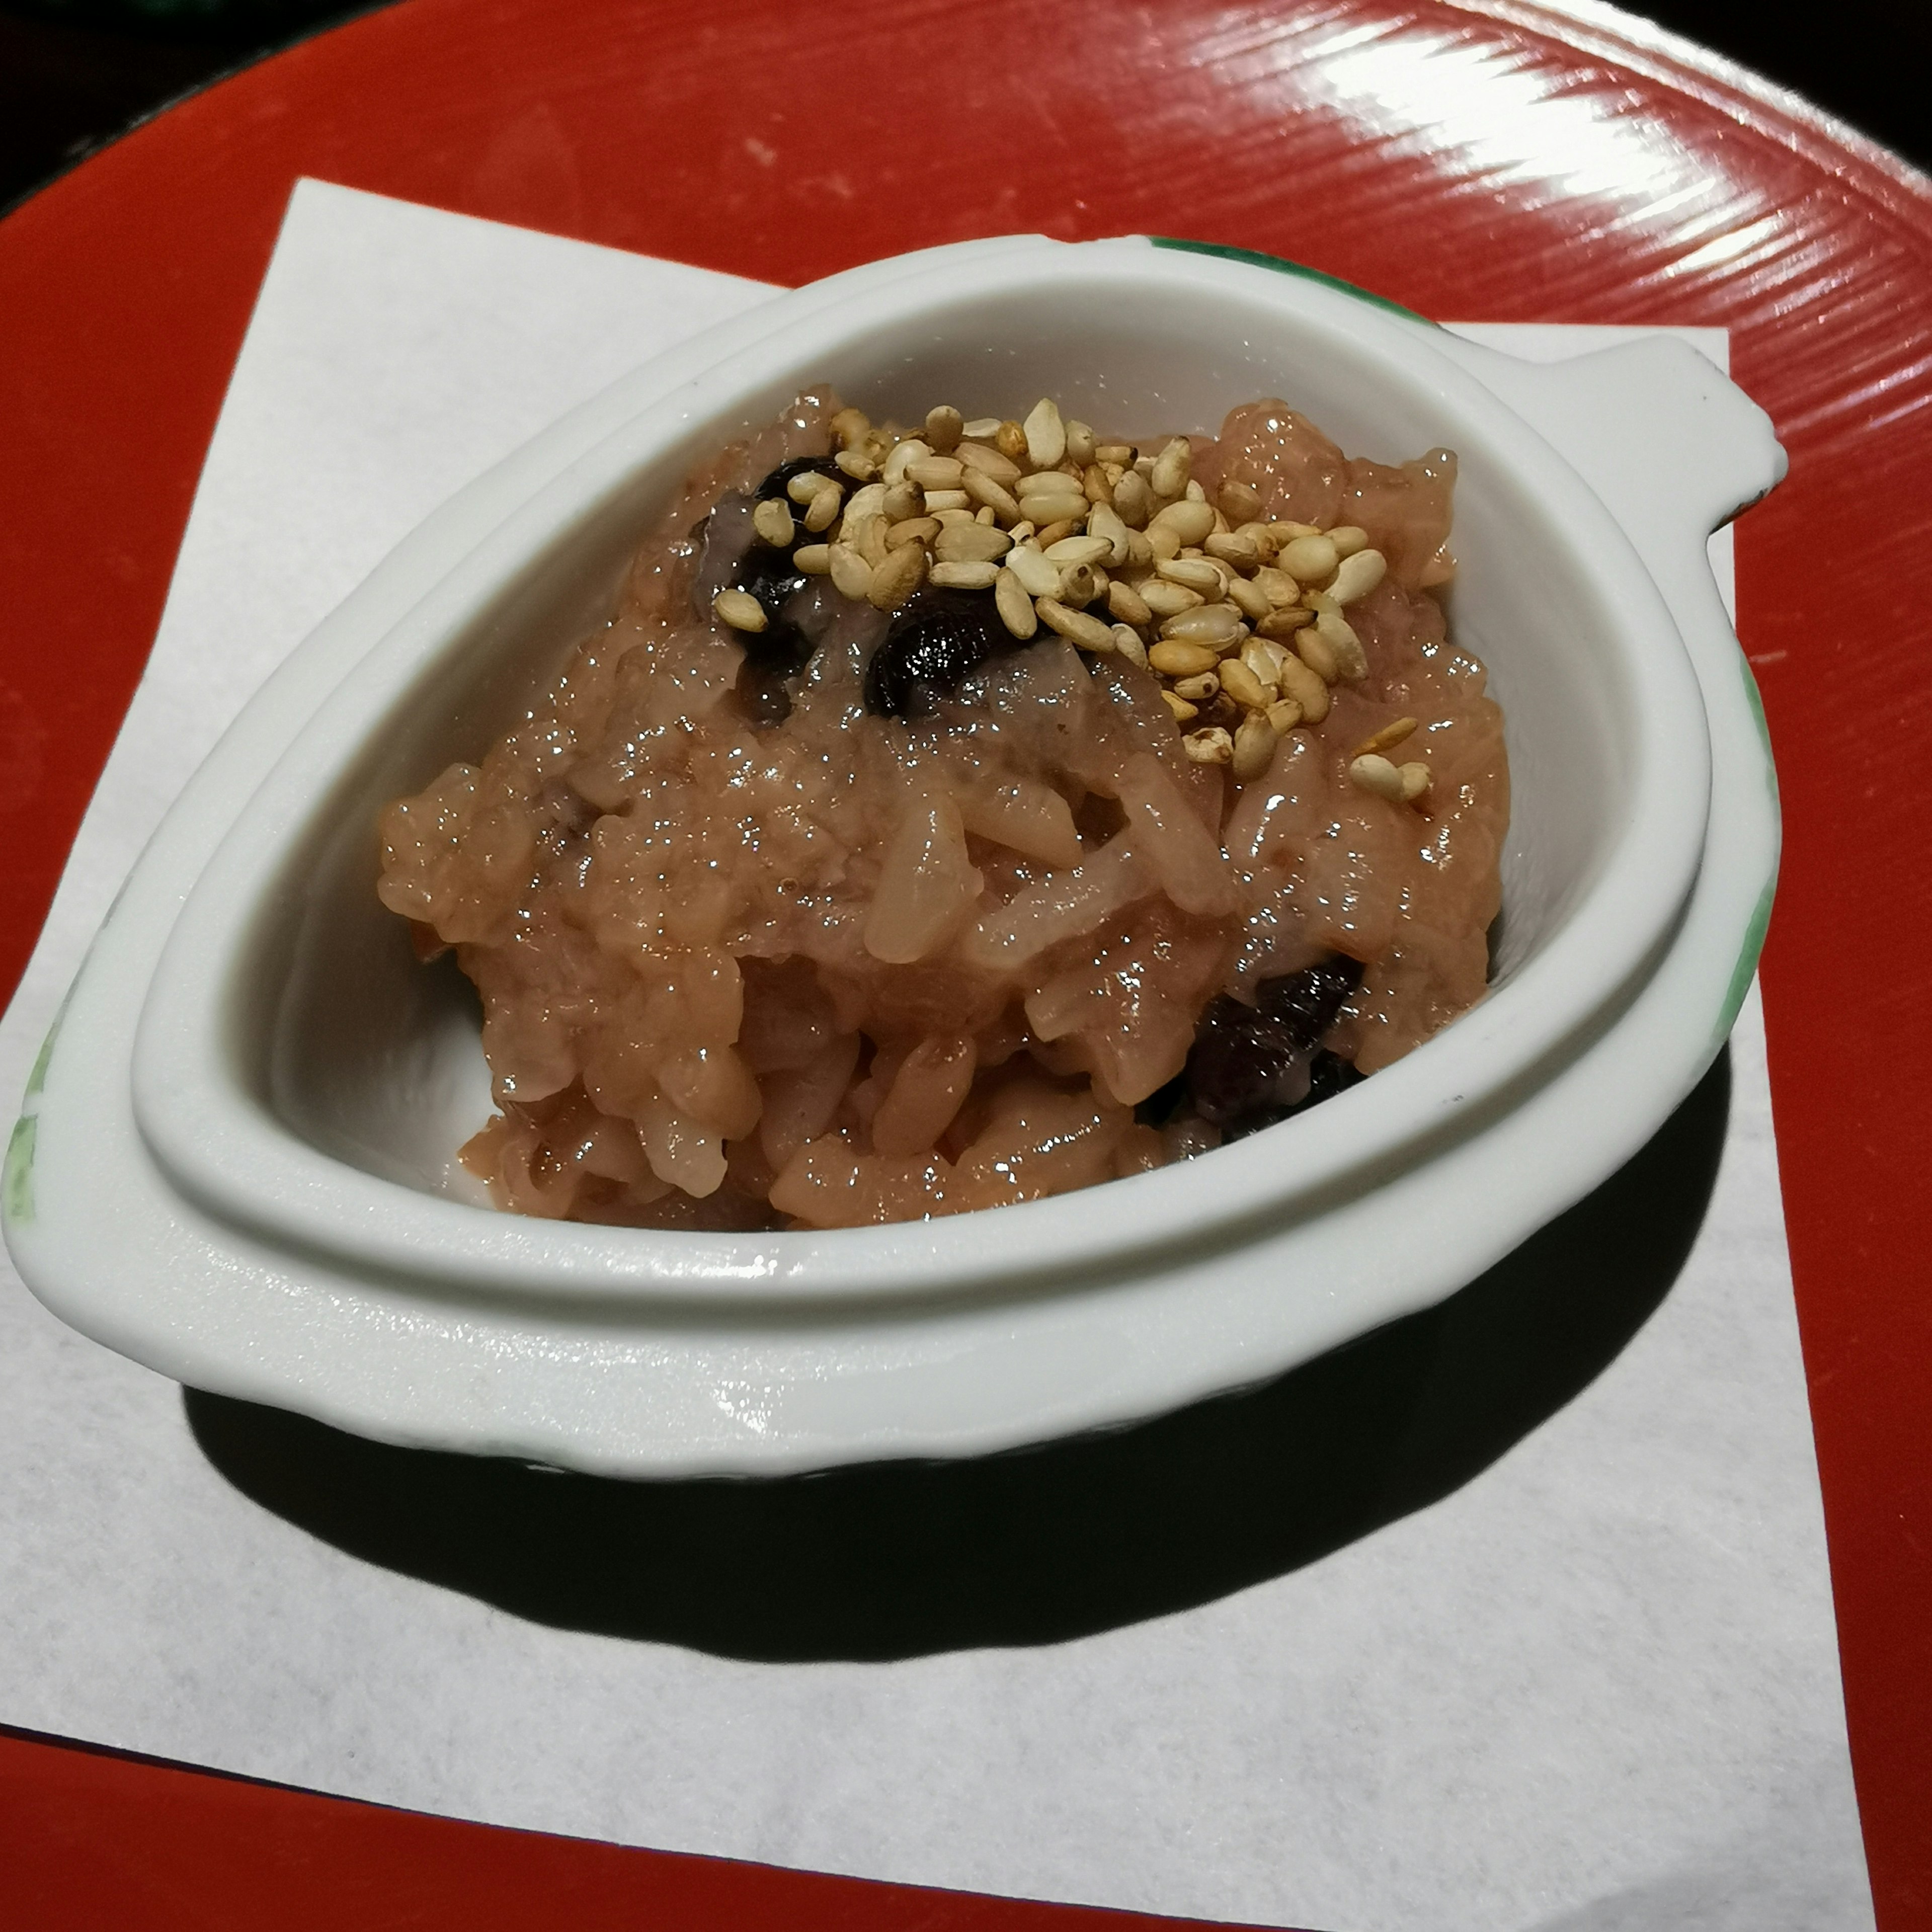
[184, 1049, 1729, 1661]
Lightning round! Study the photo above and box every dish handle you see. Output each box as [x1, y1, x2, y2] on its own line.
[1431, 329, 1787, 1042]
[1431, 330, 1785, 664]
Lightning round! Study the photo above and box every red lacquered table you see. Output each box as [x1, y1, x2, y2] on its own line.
[3, 0, 1928, 1923]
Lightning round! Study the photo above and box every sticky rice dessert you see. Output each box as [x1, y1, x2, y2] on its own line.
[375, 391, 1508, 1230]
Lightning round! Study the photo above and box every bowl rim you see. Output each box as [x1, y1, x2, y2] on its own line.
[124, 233, 1713, 1309]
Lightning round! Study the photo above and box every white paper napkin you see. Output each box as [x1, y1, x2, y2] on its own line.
[0, 180, 1874, 1932]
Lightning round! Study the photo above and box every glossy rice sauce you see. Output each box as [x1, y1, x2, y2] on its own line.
[376, 391, 1507, 1229]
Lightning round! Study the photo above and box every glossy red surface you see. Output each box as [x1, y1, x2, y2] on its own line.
[2, 0, 1928, 1923]
[0, 1725, 1263, 1930]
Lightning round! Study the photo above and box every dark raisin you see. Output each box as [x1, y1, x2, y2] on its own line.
[726, 543, 815, 678]
[1135, 1071, 1190, 1129]
[1180, 955, 1365, 1142]
[1254, 954, 1362, 1053]
[1184, 994, 1314, 1134]
[733, 541, 809, 618]
[863, 588, 1025, 719]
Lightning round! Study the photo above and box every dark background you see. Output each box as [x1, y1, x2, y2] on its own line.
[3, 0, 1928, 216]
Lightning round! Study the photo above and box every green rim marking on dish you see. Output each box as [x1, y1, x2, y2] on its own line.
[1149, 238, 1436, 327]
[24, 1018, 58, 1104]
[3, 1114, 35, 1228]
[1715, 653, 1782, 1040]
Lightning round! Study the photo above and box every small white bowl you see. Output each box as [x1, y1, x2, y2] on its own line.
[5, 236, 1783, 1475]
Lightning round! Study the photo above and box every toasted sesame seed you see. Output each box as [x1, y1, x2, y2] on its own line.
[1297, 628, 1341, 682]
[931, 560, 1001, 590]
[924, 489, 971, 514]
[752, 498, 794, 546]
[1150, 438, 1191, 500]
[1217, 479, 1266, 526]
[1204, 530, 1261, 570]
[932, 507, 979, 528]
[907, 456, 965, 491]
[995, 419, 1029, 461]
[880, 481, 923, 524]
[1399, 761, 1432, 802]
[1065, 419, 1097, 466]
[1037, 597, 1114, 652]
[1183, 726, 1233, 765]
[886, 515, 940, 551]
[830, 407, 870, 449]
[1149, 639, 1220, 677]
[957, 441, 1022, 485]
[1060, 561, 1106, 606]
[1219, 657, 1272, 711]
[1329, 548, 1387, 605]
[1241, 636, 1286, 686]
[1146, 522, 1183, 564]
[1086, 501, 1131, 567]
[1148, 500, 1216, 548]
[933, 521, 1013, 565]
[1032, 518, 1080, 548]
[1256, 606, 1313, 640]
[1111, 625, 1149, 668]
[1253, 566, 1300, 608]
[1327, 525, 1370, 558]
[1082, 462, 1114, 506]
[803, 486, 844, 532]
[1023, 398, 1067, 470]
[961, 469, 1022, 522]
[1266, 697, 1303, 736]
[994, 568, 1038, 638]
[1232, 711, 1278, 780]
[1155, 555, 1226, 596]
[713, 588, 768, 632]
[1349, 754, 1407, 802]
[962, 416, 1002, 439]
[880, 439, 932, 487]
[1163, 690, 1199, 723]
[1226, 575, 1272, 621]
[1044, 534, 1112, 567]
[1274, 654, 1330, 722]
[924, 405, 964, 453]
[1096, 443, 1135, 465]
[828, 543, 873, 600]
[1107, 579, 1153, 626]
[1110, 471, 1154, 529]
[867, 539, 928, 610]
[1316, 607, 1369, 678]
[1278, 533, 1339, 585]
[1018, 494, 1088, 530]
[1140, 580, 1204, 619]
[1159, 603, 1246, 649]
[794, 543, 832, 574]
[842, 481, 888, 524]
[1173, 671, 1220, 702]
[1004, 543, 1061, 598]
[834, 449, 877, 481]
[1352, 716, 1419, 759]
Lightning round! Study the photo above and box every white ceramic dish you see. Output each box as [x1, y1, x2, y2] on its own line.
[4, 236, 1783, 1476]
